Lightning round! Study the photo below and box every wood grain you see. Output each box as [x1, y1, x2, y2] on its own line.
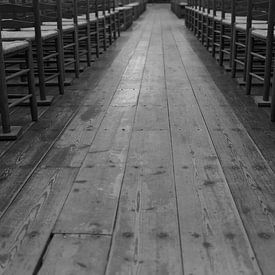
[172, 20, 275, 274]
[163, 18, 261, 274]
[0, 168, 78, 275]
[38, 234, 111, 275]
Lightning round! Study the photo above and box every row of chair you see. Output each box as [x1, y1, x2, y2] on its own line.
[0, 0, 146, 140]
[173, 0, 275, 121]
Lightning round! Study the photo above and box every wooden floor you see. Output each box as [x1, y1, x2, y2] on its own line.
[1, 4, 275, 275]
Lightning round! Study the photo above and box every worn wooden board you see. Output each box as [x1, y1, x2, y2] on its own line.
[163, 23, 261, 273]
[38, 234, 111, 275]
[0, 106, 77, 217]
[106, 131, 183, 275]
[53, 21, 152, 234]
[53, 106, 136, 235]
[42, 105, 105, 168]
[0, 167, 78, 275]
[106, 15, 183, 274]
[172, 23, 275, 274]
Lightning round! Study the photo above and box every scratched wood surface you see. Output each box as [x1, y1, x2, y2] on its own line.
[1, 4, 275, 275]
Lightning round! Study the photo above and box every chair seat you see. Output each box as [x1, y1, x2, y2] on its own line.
[43, 20, 87, 29]
[2, 40, 29, 55]
[126, 2, 139, 7]
[235, 22, 267, 31]
[117, 6, 133, 11]
[203, 10, 214, 16]
[22, 25, 75, 32]
[1, 30, 58, 41]
[221, 16, 247, 24]
[252, 28, 275, 39]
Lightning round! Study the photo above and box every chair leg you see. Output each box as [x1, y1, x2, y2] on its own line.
[103, 19, 107, 51]
[0, 54, 11, 134]
[271, 72, 275, 121]
[36, 39, 47, 101]
[246, 31, 253, 95]
[117, 14, 121, 37]
[231, 27, 237, 78]
[212, 21, 216, 58]
[56, 35, 65, 95]
[26, 44, 38, 121]
[263, 38, 273, 101]
[86, 24, 91, 67]
[73, 29, 80, 78]
[95, 21, 100, 58]
[219, 24, 224, 66]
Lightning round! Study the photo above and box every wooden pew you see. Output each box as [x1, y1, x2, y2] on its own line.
[245, 0, 274, 106]
[0, 18, 38, 140]
[0, 1, 65, 104]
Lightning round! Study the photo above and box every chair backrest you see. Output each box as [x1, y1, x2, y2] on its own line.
[221, 0, 231, 19]
[109, 0, 116, 11]
[213, 0, 222, 16]
[89, 0, 99, 16]
[269, 0, 275, 25]
[230, 0, 248, 25]
[78, 0, 90, 20]
[248, 0, 269, 21]
[0, 1, 38, 30]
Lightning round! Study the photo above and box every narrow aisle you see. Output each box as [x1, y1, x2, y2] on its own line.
[1, 4, 275, 275]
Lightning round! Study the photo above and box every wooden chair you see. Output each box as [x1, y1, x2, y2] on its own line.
[101, 0, 114, 47]
[44, 0, 94, 69]
[24, 0, 80, 78]
[186, 0, 198, 32]
[231, 0, 268, 81]
[204, 0, 215, 51]
[117, 0, 133, 31]
[77, 0, 100, 59]
[211, 0, 223, 58]
[91, 0, 108, 52]
[109, 0, 120, 40]
[0, 1, 65, 105]
[245, 0, 274, 105]
[199, 0, 210, 46]
[185, 0, 193, 29]
[0, 18, 38, 140]
[271, 59, 275, 121]
[196, 0, 205, 41]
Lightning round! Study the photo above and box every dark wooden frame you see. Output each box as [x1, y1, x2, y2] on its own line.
[0, 19, 38, 140]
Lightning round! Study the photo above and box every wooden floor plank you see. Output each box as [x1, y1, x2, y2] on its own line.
[171, 16, 275, 275]
[53, 18, 152, 235]
[0, 10, 152, 275]
[106, 131, 183, 275]
[53, 106, 136, 235]
[106, 14, 183, 274]
[2, 5, 275, 275]
[38, 234, 111, 275]
[162, 17, 261, 274]
[0, 106, 77, 216]
[0, 167, 78, 275]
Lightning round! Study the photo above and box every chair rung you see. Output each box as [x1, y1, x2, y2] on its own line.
[251, 52, 266, 60]
[250, 72, 264, 82]
[6, 69, 29, 81]
[9, 94, 32, 108]
[43, 53, 59, 61]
